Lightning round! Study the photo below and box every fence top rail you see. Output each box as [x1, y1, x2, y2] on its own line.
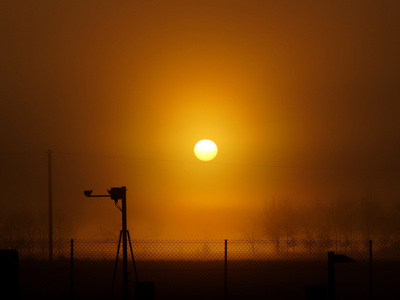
[1, 239, 400, 243]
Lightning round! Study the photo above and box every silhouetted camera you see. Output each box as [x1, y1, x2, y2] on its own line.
[84, 190, 93, 197]
[108, 187, 126, 201]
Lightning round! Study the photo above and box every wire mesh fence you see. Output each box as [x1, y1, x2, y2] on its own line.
[1, 239, 400, 299]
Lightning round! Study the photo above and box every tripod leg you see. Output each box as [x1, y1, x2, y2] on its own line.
[127, 230, 139, 282]
[110, 230, 123, 299]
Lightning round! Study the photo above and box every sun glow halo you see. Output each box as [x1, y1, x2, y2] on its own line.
[194, 139, 218, 161]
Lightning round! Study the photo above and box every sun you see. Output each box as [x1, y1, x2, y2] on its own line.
[194, 139, 218, 161]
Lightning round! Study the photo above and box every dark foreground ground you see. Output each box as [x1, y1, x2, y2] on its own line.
[16, 259, 400, 299]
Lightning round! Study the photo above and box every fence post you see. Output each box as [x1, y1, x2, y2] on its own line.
[369, 240, 372, 299]
[224, 239, 227, 300]
[70, 239, 74, 300]
[328, 251, 335, 300]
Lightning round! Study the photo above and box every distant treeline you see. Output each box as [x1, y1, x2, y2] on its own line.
[259, 195, 398, 241]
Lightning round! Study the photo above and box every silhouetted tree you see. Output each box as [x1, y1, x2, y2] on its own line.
[241, 219, 264, 255]
[263, 198, 282, 251]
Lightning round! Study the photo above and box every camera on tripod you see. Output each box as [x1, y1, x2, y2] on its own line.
[83, 186, 139, 298]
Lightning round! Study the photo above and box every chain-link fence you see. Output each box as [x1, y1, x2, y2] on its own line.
[1, 239, 400, 299]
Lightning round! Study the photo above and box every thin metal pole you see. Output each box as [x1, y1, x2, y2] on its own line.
[369, 240, 373, 299]
[121, 187, 128, 300]
[48, 149, 53, 262]
[224, 239, 227, 300]
[70, 239, 74, 300]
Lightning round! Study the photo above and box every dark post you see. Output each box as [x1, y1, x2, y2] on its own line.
[70, 239, 74, 300]
[121, 187, 129, 300]
[328, 251, 355, 300]
[48, 149, 53, 262]
[224, 239, 228, 300]
[369, 240, 372, 299]
[328, 251, 335, 300]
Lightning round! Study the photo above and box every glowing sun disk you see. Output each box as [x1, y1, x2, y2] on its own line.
[194, 139, 218, 161]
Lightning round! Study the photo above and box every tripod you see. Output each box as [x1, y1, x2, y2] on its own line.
[110, 230, 138, 299]
[84, 187, 135, 299]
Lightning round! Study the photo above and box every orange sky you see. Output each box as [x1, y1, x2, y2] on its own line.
[1, 1, 400, 239]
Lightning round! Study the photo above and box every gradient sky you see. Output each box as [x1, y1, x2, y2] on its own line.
[1, 1, 400, 239]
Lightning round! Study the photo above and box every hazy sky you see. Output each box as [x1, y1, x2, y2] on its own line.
[1, 1, 400, 239]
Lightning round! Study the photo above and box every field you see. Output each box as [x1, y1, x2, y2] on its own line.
[17, 258, 400, 299]
[1, 239, 399, 299]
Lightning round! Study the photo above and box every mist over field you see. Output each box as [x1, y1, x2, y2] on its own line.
[1, 151, 399, 241]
